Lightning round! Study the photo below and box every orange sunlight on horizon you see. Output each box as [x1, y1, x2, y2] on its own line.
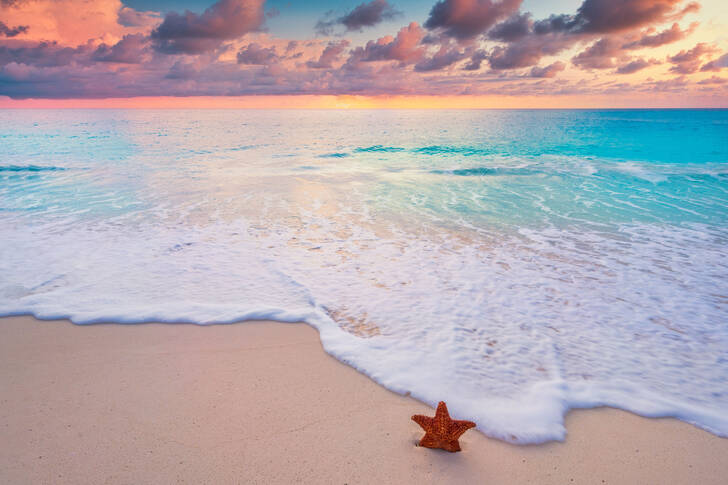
[1, 94, 726, 109]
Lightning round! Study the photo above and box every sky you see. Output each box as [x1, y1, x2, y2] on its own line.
[0, 0, 727, 107]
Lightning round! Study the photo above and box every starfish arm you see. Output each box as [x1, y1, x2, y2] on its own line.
[411, 414, 434, 431]
[448, 420, 476, 440]
[434, 402, 451, 422]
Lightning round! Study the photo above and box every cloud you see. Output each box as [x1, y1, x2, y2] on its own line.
[668, 42, 719, 74]
[0, 21, 27, 37]
[488, 33, 572, 70]
[236, 43, 278, 65]
[117, 6, 161, 28]
[622, 22, 696, 49]
[306, 40, 349, 69]
[0, 0, 722, 102]
[700, 53, 728, 72]
[534, 0, 699, 35]
[92, 33, 148, 64]
[575, 0, 698, 33]
[316, 0, 401, 35]
[0, 41, 91, 68]
[151, 0, 265, 54]
[424, 0, 522, 40]
[486, 0, 700, 72]
[165, 59, 202, 80]
[572, 37, 623, 70]
[573, 37, 664, 73]
[414, 43, 467, 71]
[697, 75, 726, 85]
[348, 22, 425, 65]
[341, 0, 401, 30]
[529, 61, 565, 78]
[463, 49, 487, 70]
[488, 12, 531, 42]
[615, 57, 660, 74]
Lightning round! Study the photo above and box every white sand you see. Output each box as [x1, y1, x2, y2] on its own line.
[1, 316, 726, 484]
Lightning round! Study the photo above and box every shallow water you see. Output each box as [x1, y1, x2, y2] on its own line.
[1, 109, 727, 443]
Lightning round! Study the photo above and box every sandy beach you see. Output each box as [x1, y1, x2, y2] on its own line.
[0, 315, 725, 484]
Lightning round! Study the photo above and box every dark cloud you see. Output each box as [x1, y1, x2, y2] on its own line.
[532, 15, 575, 35]
[668, 42, 719, 74]
[414, 44, 467, 72]
[622, 22, 696, 49]
[529, 61, 565, 78]
[0, 21, 28, 38]
[424, 0, 522, 40]
[236, 43, 279, 65]
[488, 12, 532, 42]
[151, 0, 265, 54]
[341, 0, 401, 30]
[306, 40, 349, 69]
[165, 60, 201, 80]
[93, 34, 149, 64]
[575, 0, 698, 33]
[488, 33, 572, 70]
[572, 38, 623, 70]
[0, 41, 91, 68]
[615, 57, 659, 74]
[534, 0, 700, 35]
[316, 0, 401, 35]
[463, 49, 487, 70]
[700, 53, 728, 72]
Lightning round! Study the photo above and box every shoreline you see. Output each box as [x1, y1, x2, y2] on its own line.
[1, 315, 726, 484]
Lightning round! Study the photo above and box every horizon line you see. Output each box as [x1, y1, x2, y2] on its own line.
[1, 95, 727, 110]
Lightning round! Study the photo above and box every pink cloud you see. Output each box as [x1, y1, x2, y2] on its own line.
[424, 0, 522, 40]
[0, 0, 723, 104]
[151, 0, 265, 54]
[349, 22, 426, 65]
[306, 40, 350, 69]
[668, 42, 719, 74]
[529, 61, 565, 78]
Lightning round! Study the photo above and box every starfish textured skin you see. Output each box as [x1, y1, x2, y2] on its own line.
[411, 401, 476, 452]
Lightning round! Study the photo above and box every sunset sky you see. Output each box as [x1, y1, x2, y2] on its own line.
[0, 0, 726, 107]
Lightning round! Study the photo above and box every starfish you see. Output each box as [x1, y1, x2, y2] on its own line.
[411, 401, 476, 452]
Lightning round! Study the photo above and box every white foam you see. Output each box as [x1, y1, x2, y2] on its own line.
[2, 214, 727, 443]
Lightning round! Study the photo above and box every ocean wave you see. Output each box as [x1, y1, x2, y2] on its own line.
[318, 152, 350, 158]
[413, 145, 493, 156]
[354, 145, 406, 153]
[2, 109, 727, 445]
[0, 165, 68, 172]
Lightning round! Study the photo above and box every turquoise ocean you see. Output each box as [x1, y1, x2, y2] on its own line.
[1, 109, 726, 443]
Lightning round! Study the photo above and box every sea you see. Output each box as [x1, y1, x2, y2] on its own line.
[1, 109, 726, 443]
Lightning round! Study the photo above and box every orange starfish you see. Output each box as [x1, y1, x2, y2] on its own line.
[411, 401, 476, 452]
